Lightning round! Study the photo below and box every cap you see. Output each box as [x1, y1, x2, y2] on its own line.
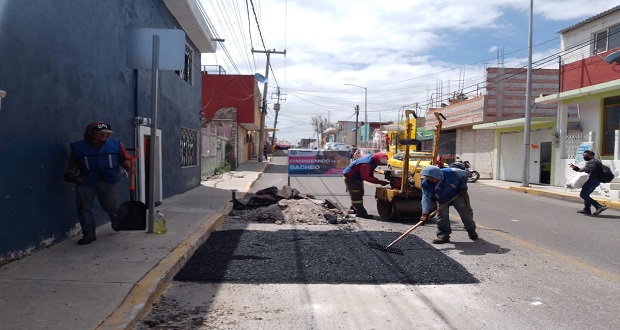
[89, 122, 113, 134]
[372, 152, 389, 165]
[420, 166, 443, 180]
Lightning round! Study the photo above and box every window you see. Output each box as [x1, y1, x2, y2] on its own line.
[595, 31, 608, 54]
[176, 44, 194, 84]
[593, 24, 620, 54]
[602, 96, 620, 156]
[180, 127, 198, 167]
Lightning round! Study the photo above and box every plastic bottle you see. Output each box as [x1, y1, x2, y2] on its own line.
[155, 211, 167, 234]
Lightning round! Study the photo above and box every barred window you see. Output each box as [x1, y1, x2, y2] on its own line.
[175, 44, 194, 85]
[180, 127, 198, 167]
[593, 24, 620, 54]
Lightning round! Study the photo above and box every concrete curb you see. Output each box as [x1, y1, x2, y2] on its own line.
[507, 186, 620, 211]
[98, 162, 268, 329]
[97, 204, 232, 330]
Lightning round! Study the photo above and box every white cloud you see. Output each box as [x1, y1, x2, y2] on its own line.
[201, 0, 619, 145]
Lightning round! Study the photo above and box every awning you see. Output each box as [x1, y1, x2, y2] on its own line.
[381, 125, 405, 132]
[473, 117, 556, 130]
[535, 79, 620, 104]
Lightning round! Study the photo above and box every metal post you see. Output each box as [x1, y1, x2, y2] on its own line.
[258, 52, 270, 162]
[521, 0, 533, 187]
[148, 34, 160, 233]
[364, 87, 368, 147]
[252, 49, 286, 162]
[354, 105, 359, 147]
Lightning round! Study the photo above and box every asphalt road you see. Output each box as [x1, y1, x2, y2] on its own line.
[138, 151, 620, 330]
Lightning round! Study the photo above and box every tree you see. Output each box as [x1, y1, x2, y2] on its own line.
[311, 116, 329, 148]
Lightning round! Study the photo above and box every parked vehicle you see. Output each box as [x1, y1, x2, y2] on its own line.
[335, 144, 353, 152]
[325, 142, 344, 150]
[387, 151, 431, 171]
[353, 148, 378, 159]
[449, 157, 480, 183]
[275, 140, 291, 149]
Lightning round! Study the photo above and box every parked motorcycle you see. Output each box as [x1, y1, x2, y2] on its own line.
[450, 157, 480, 183]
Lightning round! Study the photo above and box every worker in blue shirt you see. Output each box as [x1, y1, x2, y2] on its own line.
[419, 165, 478, 244]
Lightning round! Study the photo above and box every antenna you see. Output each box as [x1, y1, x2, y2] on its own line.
[604, 50, 620, 64]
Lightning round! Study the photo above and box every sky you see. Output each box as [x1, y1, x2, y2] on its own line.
[200, 0, 619, 146]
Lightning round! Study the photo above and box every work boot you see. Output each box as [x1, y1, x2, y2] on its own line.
[593, 206, 607, 216]
[356, 213, 374, 219]
[468, 230, 479, 240]
[577, 209, 592, 215]
[347, 206, 356, 214]
[432, 236, 450, 244]
[77, 234, 97, 245]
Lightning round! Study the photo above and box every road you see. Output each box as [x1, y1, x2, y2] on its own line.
[138, 151, 620, 330]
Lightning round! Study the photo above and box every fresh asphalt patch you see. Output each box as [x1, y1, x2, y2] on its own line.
[175, 230, 478, 285]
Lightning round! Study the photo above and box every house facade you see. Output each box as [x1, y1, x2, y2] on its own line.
[200, 72, 261, 173]
[536, 5, 620, 194]
[425, 67, 559, 183]
[0, 0, 215, 262]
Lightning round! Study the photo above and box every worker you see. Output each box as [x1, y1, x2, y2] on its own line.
[343, 152, 390, 219]
[419, 165, 478, 244]
[569, 150, 607, 215]
[64, 121, 134, 245]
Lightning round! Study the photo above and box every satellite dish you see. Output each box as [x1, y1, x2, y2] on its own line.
[255, 73, 268, 83]
[604, 50, 620, 64]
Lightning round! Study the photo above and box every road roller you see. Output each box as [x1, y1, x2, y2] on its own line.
[375, 110, 446, 221]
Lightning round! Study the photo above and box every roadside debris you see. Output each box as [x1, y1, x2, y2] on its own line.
[230, 186, 355, 225]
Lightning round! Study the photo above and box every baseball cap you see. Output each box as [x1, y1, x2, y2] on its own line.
[420, 166, 443, 180]
[89, 122, 114, 134]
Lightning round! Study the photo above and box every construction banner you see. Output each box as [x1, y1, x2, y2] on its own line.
[288, 149, 351, 176]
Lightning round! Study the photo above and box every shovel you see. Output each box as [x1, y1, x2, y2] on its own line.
[368, 194, 461, 255]
[113, 149, 147, 231]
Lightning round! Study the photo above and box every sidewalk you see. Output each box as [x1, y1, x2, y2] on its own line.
[0, 160, 268, 330]
[478, 179, 620, 210]
[1, 162, 616, 330]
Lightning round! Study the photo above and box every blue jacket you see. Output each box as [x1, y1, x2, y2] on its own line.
[343, 154, 378, 181]
[421, 167, 469, 214]
[71, 139, 122, 185]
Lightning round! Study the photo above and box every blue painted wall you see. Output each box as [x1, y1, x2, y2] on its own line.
[0, 0, 203, 261]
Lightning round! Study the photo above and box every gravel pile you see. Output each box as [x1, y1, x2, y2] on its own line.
[230, 185, 354, 225]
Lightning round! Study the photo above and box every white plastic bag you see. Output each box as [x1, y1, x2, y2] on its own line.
[565, 172, 589, 189]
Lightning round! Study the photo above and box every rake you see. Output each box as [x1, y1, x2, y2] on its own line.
[368, 194, 461, 255]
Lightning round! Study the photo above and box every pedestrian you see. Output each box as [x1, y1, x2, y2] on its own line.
[263, 144, 268, 161]
[419, 165, 478, 244]
[569, 150, 607, 215]
[342, 152, 389, 219]
[64, 121, 134, 245]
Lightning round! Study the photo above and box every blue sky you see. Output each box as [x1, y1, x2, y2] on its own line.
[201, 0, 620, 145]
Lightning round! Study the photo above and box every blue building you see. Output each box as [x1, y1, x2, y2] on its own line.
[0, 0, 216, 261]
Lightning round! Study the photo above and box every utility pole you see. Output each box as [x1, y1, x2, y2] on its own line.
[252, 48, 286, 162]
[521, 0, 533, 187]
[354, 105, 359, 147]
[270, 87, 284, 151]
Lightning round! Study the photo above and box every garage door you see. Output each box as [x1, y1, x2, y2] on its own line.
[499, 129, 552, 183]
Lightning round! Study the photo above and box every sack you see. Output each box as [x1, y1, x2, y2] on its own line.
[565, 172, 589, 189]
[599, 164, 615, 183]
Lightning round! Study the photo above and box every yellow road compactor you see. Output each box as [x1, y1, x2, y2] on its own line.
[375, 110, 446, 221]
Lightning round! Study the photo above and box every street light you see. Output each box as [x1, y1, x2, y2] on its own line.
[345, 83, 367, 147]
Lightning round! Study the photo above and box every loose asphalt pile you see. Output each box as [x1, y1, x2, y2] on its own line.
[175, 229, 478, 285]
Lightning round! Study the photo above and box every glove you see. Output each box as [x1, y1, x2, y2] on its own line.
[379, 180, 389, 186]
[63, 171, 83, 184]
[420, 214, 429, 222]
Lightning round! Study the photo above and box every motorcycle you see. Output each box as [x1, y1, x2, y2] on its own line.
[450, 157, 480, 183]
